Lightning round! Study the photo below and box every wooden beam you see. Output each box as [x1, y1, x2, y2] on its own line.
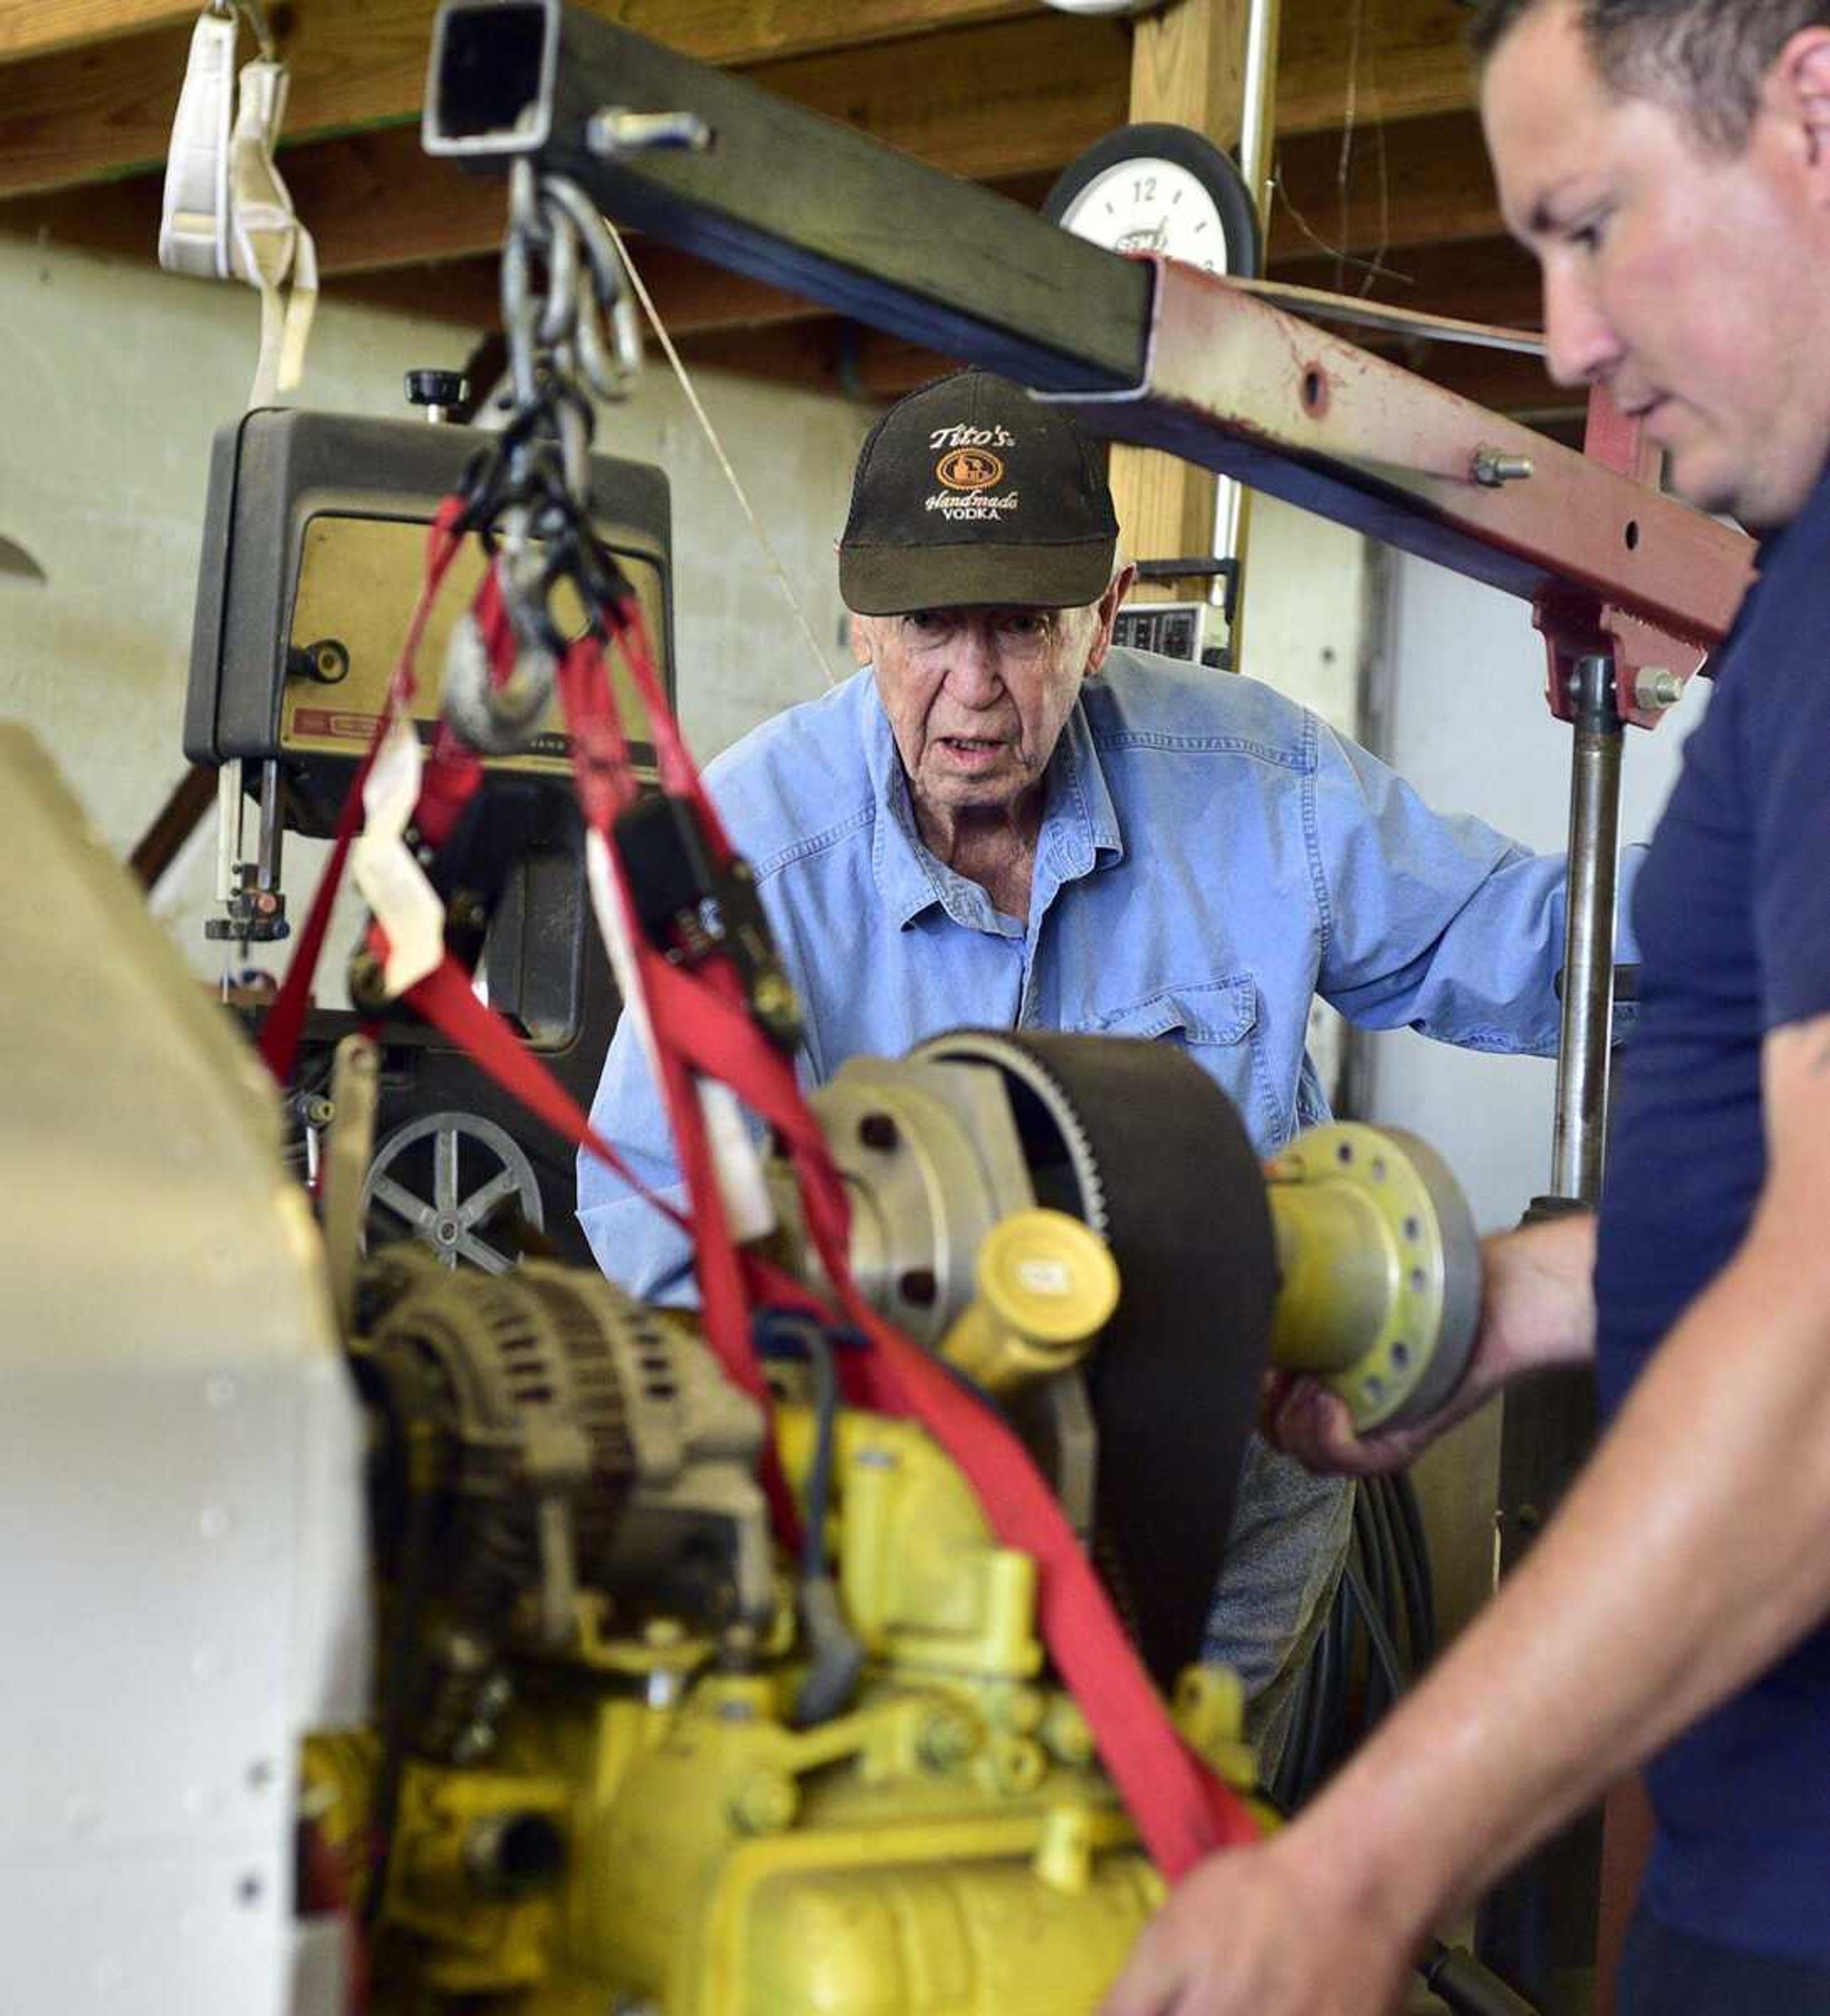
[1111, 0, 1253, 597]
[0, 99, 1510, 294]
[1128, 0, 1250, 142]
[0, 1, 194, 68]
[680, 11, 1131, 186]
[672, 317, 948, 399]
[0, 0, 1037, 72]
[0, 13, 1128, 247]
[337, 240, 815, 338]
[1268, 108, 1502, 266]
[1268, 232, 1545, 336]
[0, 113, 1061, 292]
[0, 0, 1065, 199]
[0, 0, 1477, 202]
[1277, 0, 1474, 134]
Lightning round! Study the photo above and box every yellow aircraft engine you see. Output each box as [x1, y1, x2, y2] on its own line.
[306, 1033, 1478, 2015]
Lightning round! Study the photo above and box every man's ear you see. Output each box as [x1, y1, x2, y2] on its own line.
[848, 613, 874, 667]
[1083, 562, 1137, 679]
[1769, 26, 1830, 194]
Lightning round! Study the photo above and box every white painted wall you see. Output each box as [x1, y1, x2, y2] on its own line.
[1362, 547, 1713, 1642]
[0, 237, 868, 992]
[1361, 547, 1711, 1234]
[1232, 489, 1378, 1098]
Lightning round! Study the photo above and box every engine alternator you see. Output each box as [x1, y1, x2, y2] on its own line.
[354, 1248, 771, 1653]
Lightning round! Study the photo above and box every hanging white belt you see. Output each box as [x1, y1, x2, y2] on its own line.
[159, 5, 318, 407]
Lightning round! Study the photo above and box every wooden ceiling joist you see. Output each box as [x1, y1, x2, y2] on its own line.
[0, 0, 1067, 199]
[340, 238, 817, 341]
[0, 105, 1509, 301]
[0, 16, 1127, 261]
[0, 0, 1479, 203]
[1267, 108, 1504, 266]
[0, 0, 1572, 424]
[0, 0, 195, 68]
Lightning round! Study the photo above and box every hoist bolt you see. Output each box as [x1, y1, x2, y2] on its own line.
[991, 1686, 1045, 1735]
[587, 107, 713, 157]
[1041, 1699, 1095, 1766]
[918, 1708, 981, 1770]
[1634, 665, 1685, 711]
[1471, 448, 1534, 487]
[990, 1734, 1047, 1795]
[728, 1769, 798, 1835]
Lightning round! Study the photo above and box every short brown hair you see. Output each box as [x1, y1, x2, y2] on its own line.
[1470, 0, 1830, 149]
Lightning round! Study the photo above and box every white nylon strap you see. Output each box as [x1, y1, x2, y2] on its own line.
[584, 829, 776, 1242]
[158, 14, 318, 407]
[227, 56, 317, 406]
[351, 715, 446, 1000]
[158, 10, 236, 281]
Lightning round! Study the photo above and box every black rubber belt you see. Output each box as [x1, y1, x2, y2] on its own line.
[921, 1029, 1278, 1692]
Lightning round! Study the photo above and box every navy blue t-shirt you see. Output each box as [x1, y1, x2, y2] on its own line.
[1595, 459, 1830, 1964]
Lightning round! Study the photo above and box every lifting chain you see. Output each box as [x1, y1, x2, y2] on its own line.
[441, 160, 646, 753]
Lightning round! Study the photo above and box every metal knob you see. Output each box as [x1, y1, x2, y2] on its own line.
[405, 369, 467, 424]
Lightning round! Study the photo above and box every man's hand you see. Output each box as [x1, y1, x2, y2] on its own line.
[1261, 1368, 1461, 1476]
[1264, 1214, 1600, 1476]
[1098, 1835, 1416, 2016]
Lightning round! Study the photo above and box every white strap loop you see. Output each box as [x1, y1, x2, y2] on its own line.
[158, 10, 237, 281]
[159, 13, 318, 408]
[351, 715, 446, 1000]
[228, 55, 317, 405]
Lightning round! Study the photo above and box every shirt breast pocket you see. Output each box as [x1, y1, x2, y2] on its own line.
[1076, 976, 1273, 1150]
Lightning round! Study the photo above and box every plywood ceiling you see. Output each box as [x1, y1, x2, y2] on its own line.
[0, 0, 1569, 424]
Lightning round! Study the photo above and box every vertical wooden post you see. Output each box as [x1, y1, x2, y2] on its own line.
[1114, 0, 1254, 604]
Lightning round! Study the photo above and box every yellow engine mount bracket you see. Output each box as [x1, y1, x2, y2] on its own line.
[1264, 1122, 1480, 1432]
[938, 1207, 1120, 1398]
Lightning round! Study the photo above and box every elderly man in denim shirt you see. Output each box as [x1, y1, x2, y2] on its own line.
[580, 368, 1634, 1769]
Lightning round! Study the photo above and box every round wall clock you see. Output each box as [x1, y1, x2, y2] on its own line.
[1042, 122, 1262, 280]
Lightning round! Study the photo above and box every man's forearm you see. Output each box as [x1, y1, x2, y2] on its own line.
[1285, 1221, 1830, 1941]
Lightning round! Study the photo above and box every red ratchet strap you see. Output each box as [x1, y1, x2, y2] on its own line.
[552, 593, 1260, 1875]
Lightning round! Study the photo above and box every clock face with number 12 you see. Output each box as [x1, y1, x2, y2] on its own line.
[1042, 124, 1262, 280]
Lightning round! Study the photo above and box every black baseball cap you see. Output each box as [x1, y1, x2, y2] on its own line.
[838, 370, 1119, 615]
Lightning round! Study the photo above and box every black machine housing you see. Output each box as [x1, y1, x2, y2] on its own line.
[184, 409, 677, 1267]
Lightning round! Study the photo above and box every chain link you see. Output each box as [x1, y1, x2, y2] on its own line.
[445, 161, 649, 751]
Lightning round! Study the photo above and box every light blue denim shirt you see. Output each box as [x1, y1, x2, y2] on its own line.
[582, 647, 1637, 1281]
[578, 647, 1638, 1747]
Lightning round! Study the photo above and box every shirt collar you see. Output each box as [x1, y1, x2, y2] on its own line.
[864, 682, 1124, 931]
[1041, 694, 1124, 883]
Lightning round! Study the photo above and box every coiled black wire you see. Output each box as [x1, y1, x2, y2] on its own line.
[1272, 1469, 1436, 1813]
